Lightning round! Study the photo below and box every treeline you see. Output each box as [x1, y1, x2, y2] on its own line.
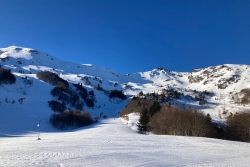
[50, 109, 93, 129]
[149, 105, 215, 137]
[227, 112, 250, 142]
[123, 97, 250, 142]
[136, 102, 216, 138]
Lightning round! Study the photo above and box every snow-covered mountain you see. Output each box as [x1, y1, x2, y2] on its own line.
[2, 46, 250, 166]
[1, 46, 250, 135]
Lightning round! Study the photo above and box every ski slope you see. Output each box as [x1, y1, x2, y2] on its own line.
[1, 118, 250, 167]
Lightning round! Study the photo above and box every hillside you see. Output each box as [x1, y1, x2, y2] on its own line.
[0, 46, 250, 135]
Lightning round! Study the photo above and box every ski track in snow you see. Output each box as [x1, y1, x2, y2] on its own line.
[1, 119, 250, 167]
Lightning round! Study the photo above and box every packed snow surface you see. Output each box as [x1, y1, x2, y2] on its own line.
[1, 119, 250, 167]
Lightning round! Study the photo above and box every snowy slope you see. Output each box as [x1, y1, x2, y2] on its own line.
[1, 118, 250, 167]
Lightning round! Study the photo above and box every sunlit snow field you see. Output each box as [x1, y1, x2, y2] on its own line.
[1, 118, 250, 167]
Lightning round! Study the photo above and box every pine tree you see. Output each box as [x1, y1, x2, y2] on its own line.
[205, 113, 212, 123]
[138, 91, 143, 96]
[137, 107, 149, 133]
[149, 101, 161, 117]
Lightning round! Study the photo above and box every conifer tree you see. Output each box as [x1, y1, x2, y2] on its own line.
[149, 101, 161, 117]
[137, 107, 149, 133]
[205, 113, 212, 123]
[138, 91, 143, 96]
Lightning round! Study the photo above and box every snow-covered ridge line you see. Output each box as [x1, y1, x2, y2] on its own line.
[0, 46, 250, 135]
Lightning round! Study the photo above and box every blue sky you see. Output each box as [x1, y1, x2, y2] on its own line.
[0, 0, 249, 74]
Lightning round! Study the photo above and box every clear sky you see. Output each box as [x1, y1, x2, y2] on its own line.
[0, 0, 249, 74]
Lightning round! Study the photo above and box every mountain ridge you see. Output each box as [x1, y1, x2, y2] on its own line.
[0, 46, 250, 135]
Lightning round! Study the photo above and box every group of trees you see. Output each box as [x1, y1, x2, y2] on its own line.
[50, 86, 83, 111]
[73, 83, 95, 108]
[226, 112, 250, 142]
[136, 101, 221, 138]
[149, 105, 215, 137]
[48, 83, 97, 129]
[109, 90, 126, 100]
[137, 100, 161, 133]
[36, 71, 95, 129]
[48, 100, 66, 113]
[0, 67, 16, 85]
[133, 96, 250, 142]
[48, 81, 96, 113]
[50, 109, 93, 129]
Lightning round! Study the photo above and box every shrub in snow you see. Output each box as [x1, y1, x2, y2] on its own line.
[75, 111, 93, 127]
[36, 71, 69, 88]
[109, 90, 126, 100]
[50, 109, 93, 129]
[0, 67, 16, 85]
[57, 81, 69, 91]
[89, 90, 94, 96]
[85, 98, 94, 108]
[48, 100, 66, 113]
[18, 98, 25, 104]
